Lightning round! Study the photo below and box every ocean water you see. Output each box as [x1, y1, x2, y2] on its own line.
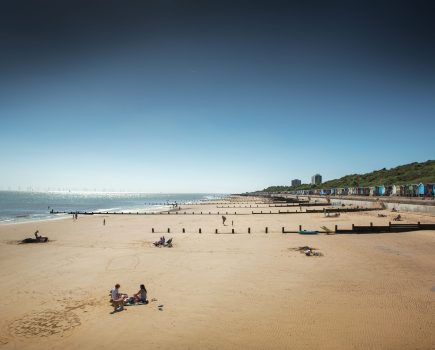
[0, 191, 226, 224]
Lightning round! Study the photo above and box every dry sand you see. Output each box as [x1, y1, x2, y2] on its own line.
[0, 196, 434, 349]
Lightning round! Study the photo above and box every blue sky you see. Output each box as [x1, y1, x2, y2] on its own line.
[1, 1, 434, 193]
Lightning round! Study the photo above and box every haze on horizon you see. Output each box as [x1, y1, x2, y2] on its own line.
[1, 0, 434, 193]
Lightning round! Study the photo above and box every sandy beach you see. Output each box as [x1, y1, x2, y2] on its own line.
[0, 196, 434, 349]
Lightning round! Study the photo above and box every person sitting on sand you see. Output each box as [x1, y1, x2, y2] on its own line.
[153, 236, 165, 247]
[133, 284, 148, 304]
[393, 214, 402, 221]
[34, 230, 48, 242]
[111, 284, 127, 311]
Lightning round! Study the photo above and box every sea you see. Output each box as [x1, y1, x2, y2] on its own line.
[0, 191, 227, 224]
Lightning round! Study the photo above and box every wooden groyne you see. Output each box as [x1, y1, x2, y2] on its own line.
[269, 203, 328, 207]
[305, 207, 379, 213]
[335, 222, 435, 234]
[251, 207, 379, 214]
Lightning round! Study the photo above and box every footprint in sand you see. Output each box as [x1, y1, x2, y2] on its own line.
[8, 310, 81, 339]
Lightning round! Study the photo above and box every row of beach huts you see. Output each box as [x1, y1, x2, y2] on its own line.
[285, 183, 435, 197]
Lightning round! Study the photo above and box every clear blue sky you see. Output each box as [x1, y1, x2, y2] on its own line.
[1, 1, 434, 193]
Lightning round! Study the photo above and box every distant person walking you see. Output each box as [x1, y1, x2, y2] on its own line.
[103, 219, 106, 226]
[222, 216, 227, 225]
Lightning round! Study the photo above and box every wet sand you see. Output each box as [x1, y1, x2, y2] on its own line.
[0, 196, 434, 349]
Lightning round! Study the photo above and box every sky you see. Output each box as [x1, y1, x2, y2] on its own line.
[1, 0, 434, 193]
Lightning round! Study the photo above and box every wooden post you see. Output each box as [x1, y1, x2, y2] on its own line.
[167, 228, 170, 233]
[199, 228, 202, 234]
[335, 225, 337, 233]
[215, 229, 218, 234]
[152, 228, 154, 233]
[352, 224, 355, 230]
[232, 229, 235, 234]
[282, 227, 284, 233]
[182, 228, 185, 233]
[248, 227, 251, 234]
[418, 221, 421, 228]
[265, 227, 268, 234]
[299, 225, 302, 231]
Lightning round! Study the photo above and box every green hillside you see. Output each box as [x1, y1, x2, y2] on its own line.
[263, 160, 435, 192]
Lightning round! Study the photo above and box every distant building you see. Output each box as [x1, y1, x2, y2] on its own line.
[291, 179, 301, 187]
[311, 174, 322, 185]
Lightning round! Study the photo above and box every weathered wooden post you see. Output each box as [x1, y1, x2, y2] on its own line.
[265, 227, 268, 234]
[167, 228, 170, 233]
[248, 227, 251, 234]
[299, 225, 302, 231]
[335, 225, 338, 233]
[199, 228, 202, 234]
[182, 228, 185, 233]
[282, 227, 284, 233]
[232, 229, 235, 234]
[215, 229, 218, 234]
[152, 228, 154, 233]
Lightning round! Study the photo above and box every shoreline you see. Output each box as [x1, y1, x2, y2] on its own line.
[0, 192, 230, 226]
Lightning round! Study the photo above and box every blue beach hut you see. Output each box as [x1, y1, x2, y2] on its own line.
[418, 183, 425, 196]
[375, 185, 385, 196]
